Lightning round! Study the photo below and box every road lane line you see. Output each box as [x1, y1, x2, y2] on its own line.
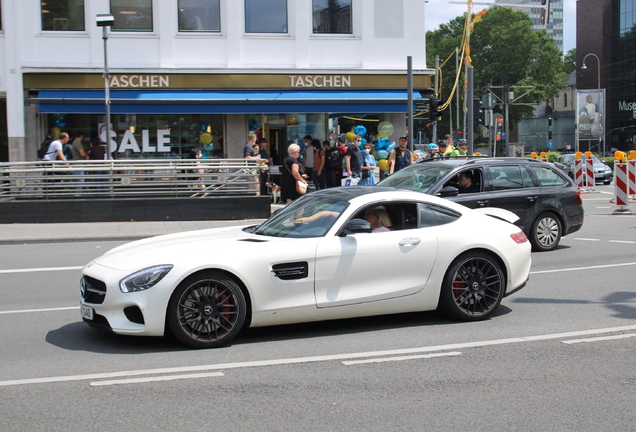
[608, 240, 636, 244]
[2, 324, 636, 387]
[343, 351, 462, 365]
[573, 238, 601, 241]
[0, 306, 79, 315]
[0, 266, 83, 274]
[530, 262, 636, 274]
[90, 372, 224, 387]
[561, 333, 636, 345]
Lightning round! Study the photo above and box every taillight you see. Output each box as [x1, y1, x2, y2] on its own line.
[575, 189, 583, 205]
[510, 231, 528, 243]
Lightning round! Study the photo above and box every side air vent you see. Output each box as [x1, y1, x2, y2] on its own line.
[239, 238, 268, 243]
[272, 262, 309, 280]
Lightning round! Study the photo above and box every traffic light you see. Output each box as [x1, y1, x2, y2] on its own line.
[473, 98, 484, 132]
[548, 131, 553, 140]
[429, 98, 441, 122]
[540, 0, 550, 25]
[548, 117, 553, 140]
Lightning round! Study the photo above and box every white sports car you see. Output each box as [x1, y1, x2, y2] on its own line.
[80, 187, 531, 348]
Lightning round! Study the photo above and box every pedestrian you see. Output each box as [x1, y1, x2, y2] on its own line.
[310, 139, 326, 190]
[426, 143, 443, 159]
[70, 131, 88, 191]
[303, 134, 314, 174]
[359, 142, 378, 185]
[41, 132, 69, 162]
[187, 147, 205, 190]
[89, 138, 107, 190]
[450, 139, 469, 156]
[244, 133, 257, 158]
[281, 143, 308, 204]
[443, 134, 456, 155]
[333, 136, 348, 183]
[257, 138, 271, 196]
[323, 140, 337, 188]
[388, 136, 414, 175]
[345, 135, 363, 180]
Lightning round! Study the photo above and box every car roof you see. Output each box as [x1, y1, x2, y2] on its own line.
[417, 156, 553, 167]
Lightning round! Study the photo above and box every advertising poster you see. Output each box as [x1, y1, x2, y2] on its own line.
[576, 89, 605, 140]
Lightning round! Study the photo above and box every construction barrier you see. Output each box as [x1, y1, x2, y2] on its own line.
[574, 158, 584, 188]
[628, 160, 636, 196]
[585, 158, 595, 188]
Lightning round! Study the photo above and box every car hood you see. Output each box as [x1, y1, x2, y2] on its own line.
[92, 225, 269, 271]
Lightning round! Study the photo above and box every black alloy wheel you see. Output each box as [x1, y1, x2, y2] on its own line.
[529, 212, 562, 252]
[167, 271, 246, 349]
[439, 251, 505, 321]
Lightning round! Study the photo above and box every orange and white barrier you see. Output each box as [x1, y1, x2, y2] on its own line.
[585, 158, 595, 188]
[574, 158, 584, 188]
[613, 151, 631, 214]
[628, 160, 636, 196]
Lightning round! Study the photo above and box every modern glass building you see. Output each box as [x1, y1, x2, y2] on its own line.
[495, 0, 564, 51]
[612, 0, 636, 150]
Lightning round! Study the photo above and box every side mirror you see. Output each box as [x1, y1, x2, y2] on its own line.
[339, 218, 372, 236]
[438, 185, 459, 197]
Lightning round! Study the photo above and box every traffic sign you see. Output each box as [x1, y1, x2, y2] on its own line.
[548, 141, 554, 148]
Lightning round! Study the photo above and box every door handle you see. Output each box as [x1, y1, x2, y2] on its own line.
[477, 200, 489, 206]
[399, 238, 421, 246]
[527, 196, 538, 201]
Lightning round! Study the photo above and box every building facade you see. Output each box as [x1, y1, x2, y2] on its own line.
[495, 0, 564, 51]
[0, 0, 433, 163]
[577, 0, 636, 153]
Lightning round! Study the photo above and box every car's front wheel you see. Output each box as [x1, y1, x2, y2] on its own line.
[529, 212, 562, 252]
[439, 251, 505, 321]
[167, 271, 246, 349]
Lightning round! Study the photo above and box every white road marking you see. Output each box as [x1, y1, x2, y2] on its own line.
[90, 372, 224, 387]
[0, 266, 83, 274]
[2, 324, 636, 387]
[608, 240, 636, 244]
[573, 238, 601, 241]
[343, 351, 462, 365]
[562, 333, 636, 345]
[0, 306, 79, 315]
[530, 262, 636, 274]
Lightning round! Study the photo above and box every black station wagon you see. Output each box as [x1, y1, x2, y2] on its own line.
[378, 157, 584, 251]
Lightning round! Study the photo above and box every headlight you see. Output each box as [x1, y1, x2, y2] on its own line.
[119, 265, 173, 293]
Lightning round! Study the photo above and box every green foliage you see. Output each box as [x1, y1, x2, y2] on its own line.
[426, 6, 569, 134]
[563, 48, 576, 74]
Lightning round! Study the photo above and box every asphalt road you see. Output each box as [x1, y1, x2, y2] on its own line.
[2, 185, 636, 432]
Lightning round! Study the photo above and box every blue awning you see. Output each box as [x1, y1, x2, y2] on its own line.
[35, 89, 423, 114]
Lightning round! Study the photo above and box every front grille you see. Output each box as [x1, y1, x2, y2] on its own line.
[80, 276, 107, 304]
[123, 306, 145, 324]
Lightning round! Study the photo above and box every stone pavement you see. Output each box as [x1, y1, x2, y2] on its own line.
[0, 204, 285, 245]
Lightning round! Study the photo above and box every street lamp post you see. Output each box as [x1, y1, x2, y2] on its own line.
[96, 14, 114, 160]
[581, 52, 602, 155]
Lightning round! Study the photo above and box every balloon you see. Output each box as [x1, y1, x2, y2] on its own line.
[386, 142, 396, 152]
[361, 138, 367, 145]
[376, 137, 390, 149]
[376, 134, 388, 140]
[376, 150, 389, 160]
[200, 132, 213, 145]
[288, 127, 298, 139]
[51, 127, 61, 138]
[345, 131, 356, 142]
[378, 159, 389, 171]
[378, 121, 394, 137]
[354, 125, 367, 136]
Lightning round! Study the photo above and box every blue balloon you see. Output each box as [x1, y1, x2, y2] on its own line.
[288, 127, 298, 139]
[361, 138, 367, 145]
[376, 150, 389, 159]
[376, 137, 390, 150]
[386, 142, 396, 152]
[354, 125, 367, 136]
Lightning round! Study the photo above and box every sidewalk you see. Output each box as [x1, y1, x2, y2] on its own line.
[0, 204, 285, 245]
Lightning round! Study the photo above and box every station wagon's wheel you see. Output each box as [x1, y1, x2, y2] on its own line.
[167, 271, 246, 349]
[439, 251, 505, 321]
[529, 212, 562, 252]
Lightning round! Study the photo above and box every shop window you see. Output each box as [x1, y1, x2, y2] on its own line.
[178, 0, 220, 32]
[111, 0, 153, 32]
[245, 0, 287, 33]
[312, 0, 352, 34]
[41, 0, 85, 31]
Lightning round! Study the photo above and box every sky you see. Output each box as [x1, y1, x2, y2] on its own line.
[426, 0, 576, 53]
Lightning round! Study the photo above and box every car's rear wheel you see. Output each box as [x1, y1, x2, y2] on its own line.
[439, 251, 505, 321]
[167, 271, 246, 349]
[529, 212, 562, 252]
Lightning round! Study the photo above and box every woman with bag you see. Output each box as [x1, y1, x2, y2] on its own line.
[281, 143, 308, 204]
[359, 142, 378, 186]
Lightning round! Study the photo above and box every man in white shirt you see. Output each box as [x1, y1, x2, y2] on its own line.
[42, 132, 69, 161]
[303, 135, 314, 172]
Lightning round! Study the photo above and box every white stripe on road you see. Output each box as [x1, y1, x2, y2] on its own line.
[343, 351, 462, 365]
[2, 324, 636, 387]
[90, 372, 224, 387]
[609, 240, 636, 244]
[561, 333, 636, 345]
[0, 306, 79, 315]
[530, 262, 636, 275]
[573, 238, 601, 242]
[0, 266, 83, 274]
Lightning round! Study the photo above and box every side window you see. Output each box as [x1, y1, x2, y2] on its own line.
[111, 0, 153, 32]
[41, 0, 85, 31]
[444, 168, 483, 194]
[419, 204, 461, 228]
[530, 166, 568, 187]
[354, 203, 419, 232]
[312, 0, 352, 34]
[245, 0, 287, 33]
[178, 0, 220, 32]
[490, 165, 525, 190]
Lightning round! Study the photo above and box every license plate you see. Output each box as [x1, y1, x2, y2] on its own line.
[80, 304, 94, 320]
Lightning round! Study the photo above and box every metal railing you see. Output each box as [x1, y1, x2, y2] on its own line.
[0, 159, 264, 200]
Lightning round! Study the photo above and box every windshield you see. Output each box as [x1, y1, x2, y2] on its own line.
[378, 163, 455, 192]
[254, 195, 350, 238]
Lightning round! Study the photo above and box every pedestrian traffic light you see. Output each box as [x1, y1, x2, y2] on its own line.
[548, 131, 553, 140]
[473, 98, 484, 132]
[429, 98, 441, 122]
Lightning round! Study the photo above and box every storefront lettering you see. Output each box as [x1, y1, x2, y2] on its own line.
[110, 75, 170, 88]
[101, 128, 171, 153]
[288, 75, 351, 88]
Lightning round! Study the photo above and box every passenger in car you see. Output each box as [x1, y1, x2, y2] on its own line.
[364, 206, 393, 232]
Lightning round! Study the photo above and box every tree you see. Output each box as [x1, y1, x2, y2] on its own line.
[563, 48, 576, 74]
[425, 6, 568, 132]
